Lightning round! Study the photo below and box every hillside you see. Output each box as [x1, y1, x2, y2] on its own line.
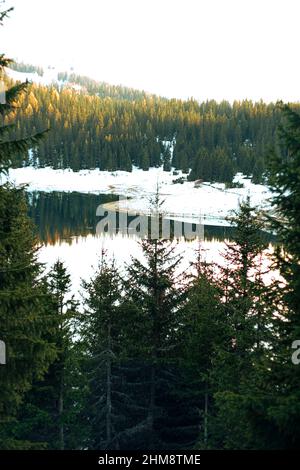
[4, 64, 290, 183]
[8, 62, 159, 101]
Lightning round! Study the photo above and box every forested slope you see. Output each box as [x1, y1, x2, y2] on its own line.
[5, 68, 291, 182]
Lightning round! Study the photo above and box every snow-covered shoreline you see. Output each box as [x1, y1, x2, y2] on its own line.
[5, 166, 272, 226]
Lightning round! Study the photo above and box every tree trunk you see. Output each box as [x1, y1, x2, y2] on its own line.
[204, 390, 208, 446]
[106, 321, 112, 447]
[148, 364, 156, 448]
[58, 369, 64, 450]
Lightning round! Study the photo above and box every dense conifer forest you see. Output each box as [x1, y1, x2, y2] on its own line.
[1, 2, 300, 453]
[5, 65, 294, 183]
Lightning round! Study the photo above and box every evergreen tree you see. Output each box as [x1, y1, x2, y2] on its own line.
[209, 199, 276, 449]
[0, 64, 45, 173]
[81, 254, 141, 449]
[0, 5, 54, 448]
[124, 195, 187, 449]
[4, 55, 284, 182]
[0, 186, 57, 448]
[266, 104, 300, 448]
[40, 260, 78, 450]
[179, 246, 224, 448]
[2, 260, 82, 450]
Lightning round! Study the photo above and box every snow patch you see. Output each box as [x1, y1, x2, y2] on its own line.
[5, 67, 60, 87]
[4, 166, 272, 227]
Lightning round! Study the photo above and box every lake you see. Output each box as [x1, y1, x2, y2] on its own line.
[26, 191, 275, 296]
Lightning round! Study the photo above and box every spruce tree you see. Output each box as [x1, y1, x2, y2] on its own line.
[3, 260, 79, 449]
[0, 5, 53, 448]
[13, 263, 89, 451]
[266, 104, 300, 448]
[47, 260, 78, 449]
[81, 254, 141, 449]
[124, 195, 186, 449]
[0, 186, 57, 448]
[179, 246, 224, 448]
[209, 199, 276, 449]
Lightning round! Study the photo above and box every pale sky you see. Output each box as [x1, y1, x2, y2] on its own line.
[1, 0, 299, 102]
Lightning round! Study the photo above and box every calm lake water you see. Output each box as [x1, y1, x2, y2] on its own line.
[26, 191, 275, 295]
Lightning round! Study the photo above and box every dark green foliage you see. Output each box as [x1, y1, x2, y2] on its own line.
[265, 104, 300, 448]
[188, 147, 234, 183]
[0, 185, 57, 448]
[5, 67, 284, 181]
[7, 261, 80, 450]
[179, 249, 224, 448]
[0, 12, 56, 447]
[0, 61, 47, 174]
[0, 2, 13, 25]
[10, 61, 44, 77]
[81, 255, 144, 450]
[123, 207, 198, 449]
[208, 199, 277, 449]
[2, 2, 300, 449]
[3, 165, 300, 450]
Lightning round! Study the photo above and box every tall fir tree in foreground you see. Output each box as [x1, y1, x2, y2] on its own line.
[46, 260, 78, 449]
[179, 246, 224, 448]
[266, 104, 300, 448]
[9, 260, 79, 449]
[124, 193, 192, 449]
[81, 255, 139, 450]
[0, 3, 53, 448]
[209, 199, 276, 449]
[0, 185, 58, 449]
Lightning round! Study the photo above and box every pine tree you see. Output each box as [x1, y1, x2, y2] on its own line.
[0, 64, 45, 173]
[124, 194, 186, 449]
[0, 7, 53, 447]
[4, 56, 283, 181]
[0, 186, 57, 448]
[2, 260, 82, 450]
[179, 246, 224, 448]
[81, 254, 142, 450]
[162, 146, 171, 172]
[41, 260, 78, 449]
[209, 199, 276, 449]
[266, 104, 300, 448]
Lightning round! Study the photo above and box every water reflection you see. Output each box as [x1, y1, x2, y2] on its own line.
[27, 191, 119, 245]
[26, 191, 276, 295]
[27, 191, 249, 245]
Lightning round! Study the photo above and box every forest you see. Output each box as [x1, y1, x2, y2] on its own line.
[1, 4, 300, 452]
[5, 64, 294, 183]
